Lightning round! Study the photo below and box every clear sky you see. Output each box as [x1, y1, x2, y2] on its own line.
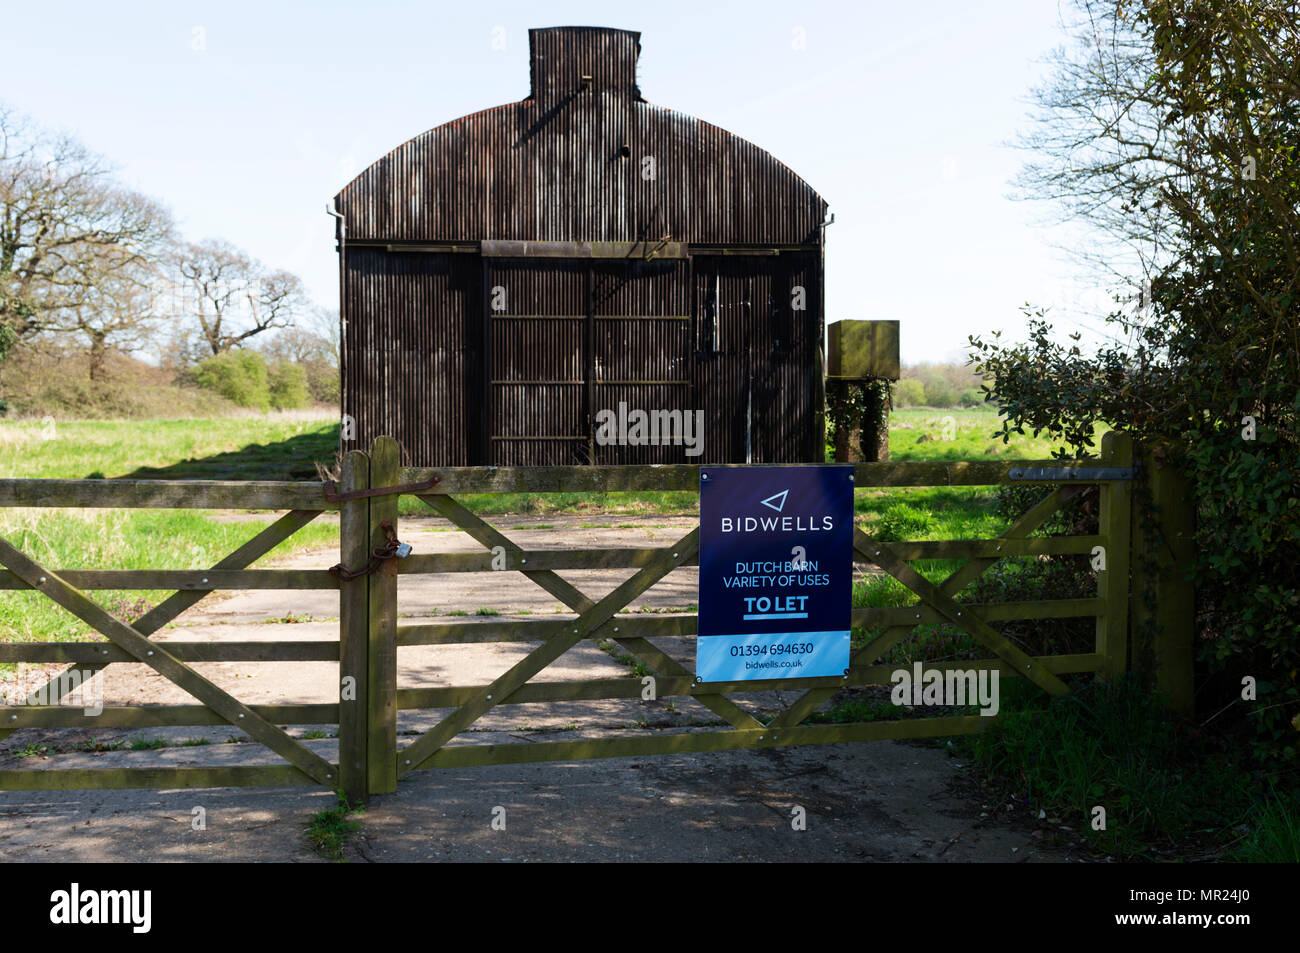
[0, 0, 1126, 364]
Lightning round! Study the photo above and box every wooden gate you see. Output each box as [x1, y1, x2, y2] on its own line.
[349, 431, 1151, 801]
[0, 431, 1192, 799]
[0, 478, 347, 790]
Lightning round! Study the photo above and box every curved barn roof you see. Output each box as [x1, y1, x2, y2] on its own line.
[335, 26, 828, 245]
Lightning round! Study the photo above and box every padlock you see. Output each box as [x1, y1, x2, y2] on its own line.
[395, 542, 413, 558]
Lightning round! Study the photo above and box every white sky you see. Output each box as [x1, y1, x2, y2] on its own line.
[0, 0, 1132, 364]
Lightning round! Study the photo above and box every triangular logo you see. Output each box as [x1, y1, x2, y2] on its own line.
[760, 489, 789, 513]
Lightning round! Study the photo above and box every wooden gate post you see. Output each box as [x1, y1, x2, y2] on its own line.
[1096, 431, 1133, 681]
[1132, 446, 1197, 715]
[367, 436, 401, 795]
[337, 449, 370, 803]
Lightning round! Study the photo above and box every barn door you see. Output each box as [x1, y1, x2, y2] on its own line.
[692, 254, 819, 463]
[590, 258, 694, 464]
[483, 259, 589, 465]
[483, 257, 693, 465]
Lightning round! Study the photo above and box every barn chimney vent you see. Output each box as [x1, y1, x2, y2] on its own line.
[528, 26, 642, 104]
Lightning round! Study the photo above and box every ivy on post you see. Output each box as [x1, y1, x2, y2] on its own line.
[827, 378, 891, 462]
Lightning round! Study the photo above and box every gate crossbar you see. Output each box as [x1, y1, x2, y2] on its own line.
[396, 522, 701, 775]
[0, 537, 337, 787]
[0, 510, 321, 730]
[417, 494, 764, 731]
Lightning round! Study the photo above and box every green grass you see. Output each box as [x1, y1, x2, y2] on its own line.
[841, 409, 1108, 554]
[1233, 786, 1300, 862]
[0, 413, 343, 649]
[306, 791, 364, 862]
[0, 414, 337, 481]
[886, 407, 1108, 462]
[847, 408, 1087, 557]
[595, 638, 654, 678]
[955, 676, 1268, 860]
[806, 697, 899, 724]
[0, 408, 1065, 534]
[0, 507, 338, 648]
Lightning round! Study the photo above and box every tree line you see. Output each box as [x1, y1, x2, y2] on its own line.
[0, 101, 335, 415]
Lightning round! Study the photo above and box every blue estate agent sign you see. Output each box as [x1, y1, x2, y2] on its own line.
[697, 465, 854, 683]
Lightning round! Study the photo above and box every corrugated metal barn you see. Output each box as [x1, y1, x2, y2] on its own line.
[332, 25, 829, 465]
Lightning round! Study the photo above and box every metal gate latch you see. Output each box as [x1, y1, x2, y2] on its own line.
[328, 520, 411, 580]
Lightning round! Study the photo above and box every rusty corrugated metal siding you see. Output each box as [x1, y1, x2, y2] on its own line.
[342, 249, 481, 465]
[336, 25, 827, 466]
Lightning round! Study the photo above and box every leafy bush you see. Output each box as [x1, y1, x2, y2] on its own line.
[958, 388, 983, 408]
[268, 362, 310, 410]
[923, 381, 959, 408]
[192, 351, 270, 411]
[0, 344, 243, 419]
[826, 378, 889, 458]
[900, 362, 984, 408]
[302, 361, 339, 405]
[967, 555, 1096, 657]
[974, 316, 1299, 764]
[993, 483, 1098, 537]
[893, 378, 925, 407]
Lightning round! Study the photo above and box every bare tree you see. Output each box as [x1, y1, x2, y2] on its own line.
[260, 324, 334, 367]
[0, 103, 172, 348]
[1014, 1, 1300, 301]
[1011, 0, 1300, 378]
[50, 253, 164, 380]
[176, 239, 307, 355]
[312, 306, 341, 367]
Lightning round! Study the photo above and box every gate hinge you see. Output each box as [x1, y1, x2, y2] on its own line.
[1007, 464, 1140, 482]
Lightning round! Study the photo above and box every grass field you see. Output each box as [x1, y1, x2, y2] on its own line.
[0, 413, 338, 647]
[0, 407, 1097, 647]
[0, 413, 336, 481]
[850, 408, 1107, 651]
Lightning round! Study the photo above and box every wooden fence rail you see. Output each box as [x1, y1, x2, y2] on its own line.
[0, 430, 1195, 799]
